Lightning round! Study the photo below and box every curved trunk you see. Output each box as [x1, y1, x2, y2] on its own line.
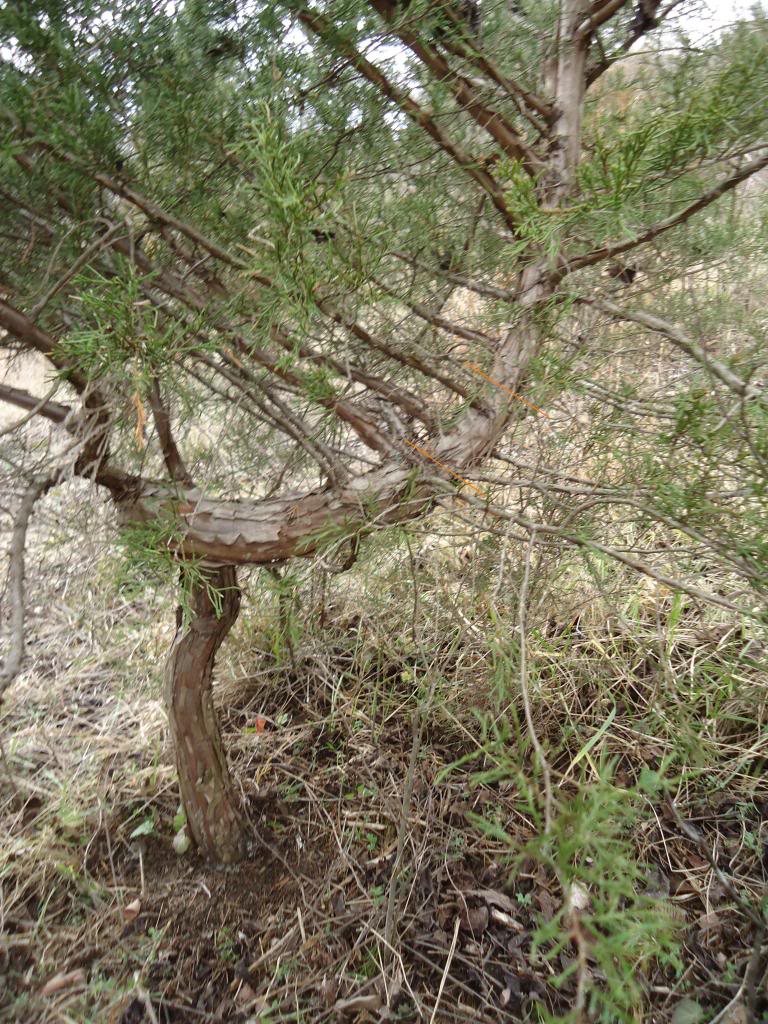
[163, 565, 247, 863]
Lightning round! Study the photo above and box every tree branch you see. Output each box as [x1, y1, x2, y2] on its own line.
[583, 297, 765, 401]
[0, 476, 56, 700]
[367, 0, 544, 174]
[0, 382, 71, 429]
[147, 379, 195, 486]
[562, 150, 768, 275]
[585, 0, 681, 86]
[293, 3, 519, 233]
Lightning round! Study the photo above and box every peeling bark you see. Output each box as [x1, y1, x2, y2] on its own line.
[163, 566, 247, 862]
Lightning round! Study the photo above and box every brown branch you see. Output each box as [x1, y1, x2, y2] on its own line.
[0, 476, 56, 701]
[576, 0, 631, 39]
[108, 237, 396, 455]
[0, 187, 57, 240]
[30, 140, 246, 271]
[0, 296, 115, 477]
[373, 276, 500, 350]
[437, 9, 553, 128]
[0, 382, 71, 428]
[391, 250, 519, 303]
[197, 352, 355, 478]
[585, 0, 680, 86]
[562, 150, 768, 276]
[368, 0, 544, 174]
[314, 296, 479, 404]
[269, 325, 436, 431]
[0, 296, 89, 393]
[147, 379, 195, 486]
[293, 3, 519, 233]
[9, 124, 471, 447]
[29, 223, 125, 318]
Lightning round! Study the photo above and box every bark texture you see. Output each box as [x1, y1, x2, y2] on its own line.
[163, 566, 248, 862]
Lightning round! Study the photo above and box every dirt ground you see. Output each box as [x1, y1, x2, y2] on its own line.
[1, 498, 767, 1023]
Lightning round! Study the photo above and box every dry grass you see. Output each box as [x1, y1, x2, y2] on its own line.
[1, 490, 767, 1023]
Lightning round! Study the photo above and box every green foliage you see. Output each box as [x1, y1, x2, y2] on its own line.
[467, 748, 682, 1021]
[115, 513, 227, 624]
[523, 772, 683, 1023]
[57, 265, 203, 386]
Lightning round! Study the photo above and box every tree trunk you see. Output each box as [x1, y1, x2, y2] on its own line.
[163, 564, 247, 862]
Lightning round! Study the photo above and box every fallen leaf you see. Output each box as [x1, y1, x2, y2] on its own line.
[41, 969, 86, 997]
[123, 898, 141, 923]
[334, 992, 383, 1014]
[466, 888, 515, 914]
[459, 904, 489, 934]
[490, 907, 524, 931]
[255, 716, 267, 733]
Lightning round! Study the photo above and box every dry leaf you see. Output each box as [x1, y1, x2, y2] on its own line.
[123, 898, 141, 923]
[255, 716, 267, 733]
[466, 888, 515, 914]
[334, 992, 383, 1014]
[490, 907, 524, 931]
[41, 968, 86, 997]
[131, 391, 146, 450]
[319, 975, 338, 1009]
[459, 904, 489, 934]
[568, 882, 590, 913]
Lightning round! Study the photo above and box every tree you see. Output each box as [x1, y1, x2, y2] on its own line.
[1, 0, 766, 862]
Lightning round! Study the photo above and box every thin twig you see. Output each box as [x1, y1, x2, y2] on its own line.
[429, 915, 461, 1024]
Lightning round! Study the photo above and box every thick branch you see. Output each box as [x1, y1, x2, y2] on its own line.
[269, 326, 436, 431]
[198, 352, 349, 478]
[585, 0, 678, 86]
[0, 382, 71, 427]
[0, 297, 114, 475]
[0, 297, 88, 393]
[437, 10, 553, 127]
[546, 0, 592, 199]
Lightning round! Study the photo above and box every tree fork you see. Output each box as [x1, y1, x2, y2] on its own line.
[164, 565, 248, 862]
